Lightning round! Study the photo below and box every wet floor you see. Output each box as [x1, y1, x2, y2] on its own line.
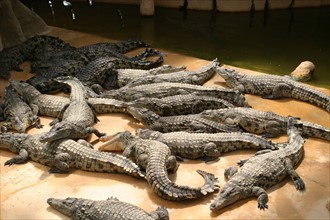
[24, 1, 330, 88]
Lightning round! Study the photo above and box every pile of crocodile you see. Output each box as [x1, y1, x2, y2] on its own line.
[0, 34, 329, 219]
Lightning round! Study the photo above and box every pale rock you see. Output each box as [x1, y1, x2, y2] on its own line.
[290, 61, 315, 82]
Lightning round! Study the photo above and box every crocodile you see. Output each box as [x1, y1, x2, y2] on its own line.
[136, 129, 278, 161]
[200, 107, 330, 141]
[127, 106, 242, 133]
[116, 65, 187, 88]
[0, 132, 144, 178]
[100, 131, 219, 200]
[0, 35, 71, 79]
[39, 76, 106, 143]
[102, 82, 250, 107]
[27, 48, 165, 94]
[0, 84, 42, 133]
[10, 80, 127, 117]
[209, 117, 305, 212]
[124, 59, 219, 87]
[47, 196, 169, 220]
[127, 94, 235, 116]
[217, 66, 330, 112]
[76, 54, 165, 94]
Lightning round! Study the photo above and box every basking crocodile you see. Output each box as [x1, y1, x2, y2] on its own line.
[127, 107, 242, 133]
[210, 117, 305, 212]
[0, 35, 71, 79]
[39, 76, 106, 143]
[117, 65, 186, 88]
[0, 84, 42, 133]
[100, 131, 219, 200]
[48, 196, 169, 220]
[102, 82, 250, 107]
[136, 129, 278, 161]
[200, 107, 330, 141]
[0, 132, 144, 178]
[76, 54, 165, 93]
[125, 59, 218, 87]
[10, 80, 127, 118]
[217, 66, 330, 112]
[128, 94, 234, 116]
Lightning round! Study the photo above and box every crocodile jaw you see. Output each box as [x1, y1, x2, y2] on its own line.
[47, 198, 75, 217]
[39, 123, 73, 143]
[98, 132, 130, 151]
[209, 184, 242, 212]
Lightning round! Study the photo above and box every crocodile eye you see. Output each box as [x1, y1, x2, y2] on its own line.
[136, 147, 145, 155]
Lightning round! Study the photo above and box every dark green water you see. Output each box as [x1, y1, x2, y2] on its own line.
[27, 1, 330, 88]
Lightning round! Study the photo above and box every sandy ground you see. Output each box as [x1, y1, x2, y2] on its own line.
[0, 27, 329, 220]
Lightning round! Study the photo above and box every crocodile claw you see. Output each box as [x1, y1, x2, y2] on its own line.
[294, 179, 305, 191]
[4, 159, 16, 166]
[258, 202, 268, 210]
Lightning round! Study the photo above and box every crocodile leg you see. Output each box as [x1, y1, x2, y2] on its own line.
[85, 127, 106, 138]
[284, 158, 305, 190]
[50, 104, 69, 126]
[49, 153, 71, 174]
[237, 159, 248, 167]
[262, 83, 292, 99]
[262, 120, 283, 138]
[77, 139, 94, 149]
[33, 115, 43, 129]
[4, 149, 29, 166]
[166, 155, 179, 173]
[252, 186, 268, 210]
[203, 142, 221, 162]
[224, 166, 238, 179]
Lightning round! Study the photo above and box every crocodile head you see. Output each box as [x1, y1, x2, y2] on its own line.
[98, 131, 136, 156]
[9, 115, 31, 133]
[216, 66, 244, 90]
[209, 182, 244, 212]
[9, 79, 40, 102]
[39, 122, 75, 143]
[135, 128, 161, 139]
[127, 106, 159, 126]
[47, 197, 78, 217]
[151, 206, 170, 220]
[0, 132, 29, 153]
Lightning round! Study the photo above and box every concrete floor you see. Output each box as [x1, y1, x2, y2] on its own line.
[0, 27, 329, 219]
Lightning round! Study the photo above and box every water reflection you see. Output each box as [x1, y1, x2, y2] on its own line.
[22, 1, 330, 88]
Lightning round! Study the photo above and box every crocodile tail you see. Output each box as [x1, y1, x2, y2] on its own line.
[114, 39, 148, 53]
[197, 170, 220, 194]
[301, 120, 330, 141]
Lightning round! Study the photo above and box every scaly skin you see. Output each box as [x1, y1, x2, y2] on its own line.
[102, 82, 250, 107]
[210, 117, 305, 212]
[217, 66, 330, 112]
[1, 84, 42, 132]
[100, 131, 219, 200]
[39, 77, 106, 143]
[128, 94, 234, 116]
[117, 65, 187, 87]
[125, 59, 218, 87]
[127, 107, 242, 133]
[136, 129, 278, 161]
[200, 107, 330, 141]
[77, 55, 164, 93]
[0, 132, 144, 178]
[10, 80, 127, 117]
[0, 35, 71, 79]
[47, 197, 169, 220]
